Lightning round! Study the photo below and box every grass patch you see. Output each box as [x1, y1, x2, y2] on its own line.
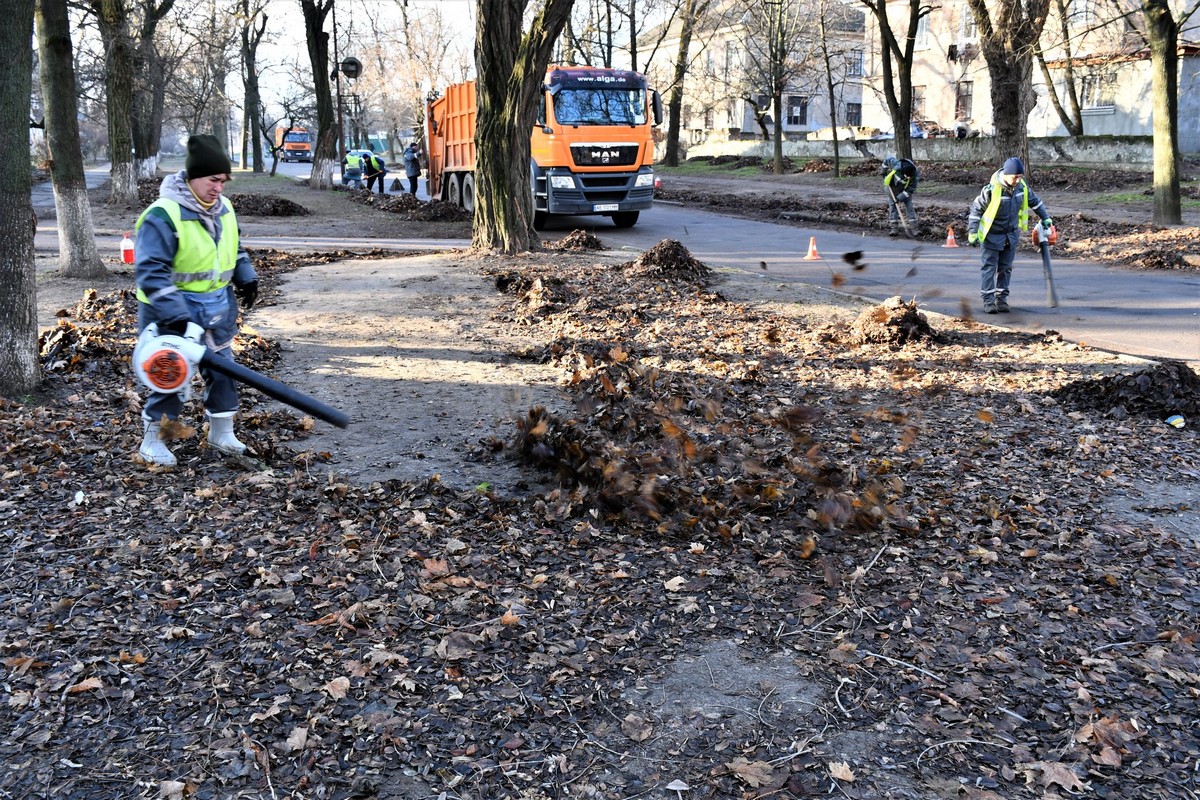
[1090, 190, 1200, 209]
[1093, 191, 1153, 204]
[656, 161, 765, 178]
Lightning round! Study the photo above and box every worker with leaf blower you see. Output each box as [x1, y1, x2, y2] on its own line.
[966, 157, 1053, 314]
[882, 155, 920, 237]
[133, 134, 259, 466]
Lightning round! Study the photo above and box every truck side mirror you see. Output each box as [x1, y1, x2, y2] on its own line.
[651, 90, 664, 126]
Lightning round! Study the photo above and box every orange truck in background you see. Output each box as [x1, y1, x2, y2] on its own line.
[425, 66, 662, 228]
[273, 127, 313, 162]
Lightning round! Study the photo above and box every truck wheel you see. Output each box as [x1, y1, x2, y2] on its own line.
[611, 211, 639, 228]
[447, 174, 463, 208]
[462, 175, 476, 213]
[533, 211, 548, 230]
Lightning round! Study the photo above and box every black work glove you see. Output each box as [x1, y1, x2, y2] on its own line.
[237, 280, 258, 310]
[160, 318, 190, 336]
[970, 239, 980, 248]
[896, 191, 910, 203]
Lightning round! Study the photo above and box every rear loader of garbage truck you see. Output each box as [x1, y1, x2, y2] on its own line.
[425, 68, 662, 228]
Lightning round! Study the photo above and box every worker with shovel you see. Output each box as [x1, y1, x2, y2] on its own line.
[966, 157, 1053, 314]
[883, 156, 920, 237]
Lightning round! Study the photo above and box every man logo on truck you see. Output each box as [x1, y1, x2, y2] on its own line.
[592, 150, 619, 162]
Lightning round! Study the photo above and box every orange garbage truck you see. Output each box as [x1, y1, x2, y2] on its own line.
[425, 66, 662, 228]
[273, 127, 313, 162]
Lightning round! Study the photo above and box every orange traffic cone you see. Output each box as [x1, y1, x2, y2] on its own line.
[803, 236, 821, 260]
[942, 226, 959, 248]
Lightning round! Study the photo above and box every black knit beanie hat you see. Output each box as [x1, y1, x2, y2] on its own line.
[186, 134, 232, 180]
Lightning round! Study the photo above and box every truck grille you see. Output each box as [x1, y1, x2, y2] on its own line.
[570, 144, 640, 167]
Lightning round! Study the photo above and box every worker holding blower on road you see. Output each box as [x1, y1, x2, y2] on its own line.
[966, 157, 1053, 314]
[133, 134, 259, 466]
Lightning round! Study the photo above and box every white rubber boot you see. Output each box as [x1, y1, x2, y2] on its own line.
[207, 412, 247, 455]
[139, 418, 178, 467]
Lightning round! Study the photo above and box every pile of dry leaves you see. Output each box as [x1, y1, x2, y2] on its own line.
[1, 240, 1197, 800]
[345, 188, 473, 222]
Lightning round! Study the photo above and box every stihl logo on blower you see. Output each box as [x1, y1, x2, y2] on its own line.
[133, 323, 350, 428]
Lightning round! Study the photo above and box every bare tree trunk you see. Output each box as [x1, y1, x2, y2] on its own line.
[1035, 0, 1083, 136]
[664, 0, 708, 167]
[472, 0, 576, 254]
[819, 15, 841, 177]
[301, 0, 336, 189]
[772, 92, 784, 174]
[241, 0, 267, 173]
[131, 0, 176, 182]
[1144, 0, 1182, 225]
[965, 0, 1051, 164]
[95, 0, 138, 204]
[0, 0, 40, 396]
[36, 0, 107, 279]
[861, 0, 919, 159]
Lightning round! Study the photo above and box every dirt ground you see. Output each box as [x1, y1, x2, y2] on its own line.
[18, 167, 1200, 800]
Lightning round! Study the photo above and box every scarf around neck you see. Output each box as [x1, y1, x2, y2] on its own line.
[159, 170, 224, 241]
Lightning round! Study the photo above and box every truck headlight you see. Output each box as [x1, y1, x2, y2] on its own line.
[550, 175, 575, 189]
[635, 172, 655, 187]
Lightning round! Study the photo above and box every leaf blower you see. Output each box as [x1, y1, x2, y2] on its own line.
[1031, 223, 1059, 308]
[133, 322, 350, 428]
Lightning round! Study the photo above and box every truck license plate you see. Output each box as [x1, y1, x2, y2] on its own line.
[593, 203, 620, 212]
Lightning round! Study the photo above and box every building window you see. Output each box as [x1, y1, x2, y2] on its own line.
[955, 81, 973, 120]
[847, 49, 864, 77]
[724, 42, 739, 83]
[787, 96, 808, 126]
[1069, 0, 1096, 26]
[704, 107, 715, 128]
[916, 15, 931, 48]
[1081, 70, 1116, 108]
[912, 86, 926, 119]
[960, 5, 977, 38]
[845, 103, 862, 126]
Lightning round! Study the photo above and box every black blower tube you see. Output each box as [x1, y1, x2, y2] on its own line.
[200, 350, 351, 428]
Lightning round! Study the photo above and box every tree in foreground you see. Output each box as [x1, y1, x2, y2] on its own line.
[1138, 0, 1192, 225]
[662, 0, 713, 167]
[300, 0, 336, 189]
[0, 0, 40, 397]
[738, 0, 812, 175]
[858, 0, 925, 160]
[90, 0, 138, 204]
[36, 0, 107, 279]
[965, 0, 1052, 164]
[472, 0, 576, 253]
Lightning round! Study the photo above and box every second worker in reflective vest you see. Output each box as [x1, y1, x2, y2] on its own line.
[966, 157, 1052, 314]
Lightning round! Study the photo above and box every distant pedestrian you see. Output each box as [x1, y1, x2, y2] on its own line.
[364, 150, 388, 195]
[403, 143, 421, 195]
[966, 157, 1053, 314]
[882, 155, 919, 236]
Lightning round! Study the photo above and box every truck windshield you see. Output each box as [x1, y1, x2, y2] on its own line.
[553, 89, 646, 126]
[284, 132, 309, 142]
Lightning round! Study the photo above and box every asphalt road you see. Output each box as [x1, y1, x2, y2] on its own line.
[34, 165, 1200, 364]
[540, 203, 1200, 365]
